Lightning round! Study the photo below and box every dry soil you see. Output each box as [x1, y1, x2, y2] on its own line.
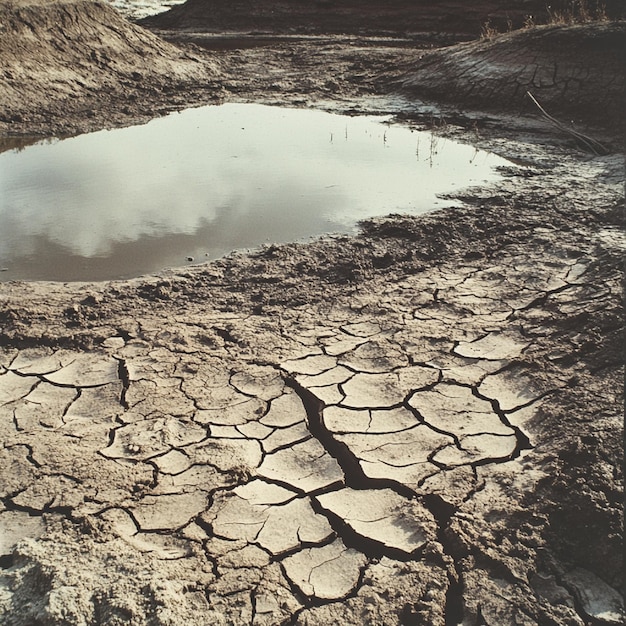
[0, 1, 623, 625]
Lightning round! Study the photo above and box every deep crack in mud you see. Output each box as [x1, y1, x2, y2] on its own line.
[284, 347, 531, 625]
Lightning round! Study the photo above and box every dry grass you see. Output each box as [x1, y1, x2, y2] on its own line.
[480, 1, 609, 39]
[546, 0, 608, 25]
[480, 19, 501, 40]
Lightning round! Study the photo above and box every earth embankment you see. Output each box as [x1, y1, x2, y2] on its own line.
[142, 0, 625, 36]
[397, 21, 626, 129]
[0, 0, 218, 135]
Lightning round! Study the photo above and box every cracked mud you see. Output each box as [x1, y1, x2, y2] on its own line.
[1, 199, 623, 623]
[0, 1, 624, 625]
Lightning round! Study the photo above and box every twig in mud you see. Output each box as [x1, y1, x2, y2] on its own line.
[526, 91, 609, 155]
[428, 112, 448, 131]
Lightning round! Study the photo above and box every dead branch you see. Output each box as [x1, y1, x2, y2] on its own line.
[526, 91, 610, 155]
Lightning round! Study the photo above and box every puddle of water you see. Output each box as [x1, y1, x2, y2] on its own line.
[0, 104, 512, 282]
[180, 34, 421, 52]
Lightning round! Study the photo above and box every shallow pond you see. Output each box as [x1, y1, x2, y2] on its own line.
[0, 104, 512, 282]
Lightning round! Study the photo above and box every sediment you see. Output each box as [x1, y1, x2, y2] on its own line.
[0, 1, 623, 625]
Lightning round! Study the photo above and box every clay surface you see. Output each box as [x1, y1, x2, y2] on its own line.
[0, 1, 623, 625]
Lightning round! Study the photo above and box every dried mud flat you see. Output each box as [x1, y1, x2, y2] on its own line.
[0, 1, 624, 625]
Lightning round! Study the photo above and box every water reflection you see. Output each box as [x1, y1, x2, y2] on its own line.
[0, 104, 511, 282]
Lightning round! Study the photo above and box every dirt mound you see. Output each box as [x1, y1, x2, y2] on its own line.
[143, 0, 564, 36]
[397, 22, 626, 128]
[0, 0, 217, 133]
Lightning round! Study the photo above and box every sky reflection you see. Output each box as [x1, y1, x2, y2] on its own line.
[0, 104, 511, 281]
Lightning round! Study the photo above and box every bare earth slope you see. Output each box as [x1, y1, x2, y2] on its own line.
[0, 0, 217, 134]
[398, 22, 626, 128]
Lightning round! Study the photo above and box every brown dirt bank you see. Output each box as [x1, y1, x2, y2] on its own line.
[0, 0, 219, 136]
[141, 0, 625, 36]
[398, 21, 626, 130]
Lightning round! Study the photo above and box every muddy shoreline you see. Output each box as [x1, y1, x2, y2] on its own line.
[0, 1, 624, 625]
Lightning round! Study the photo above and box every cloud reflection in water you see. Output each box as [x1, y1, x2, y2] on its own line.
[0, 104, 511, 281]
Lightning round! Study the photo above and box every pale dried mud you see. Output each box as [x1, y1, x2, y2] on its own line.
[0, 1, 624, 625]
